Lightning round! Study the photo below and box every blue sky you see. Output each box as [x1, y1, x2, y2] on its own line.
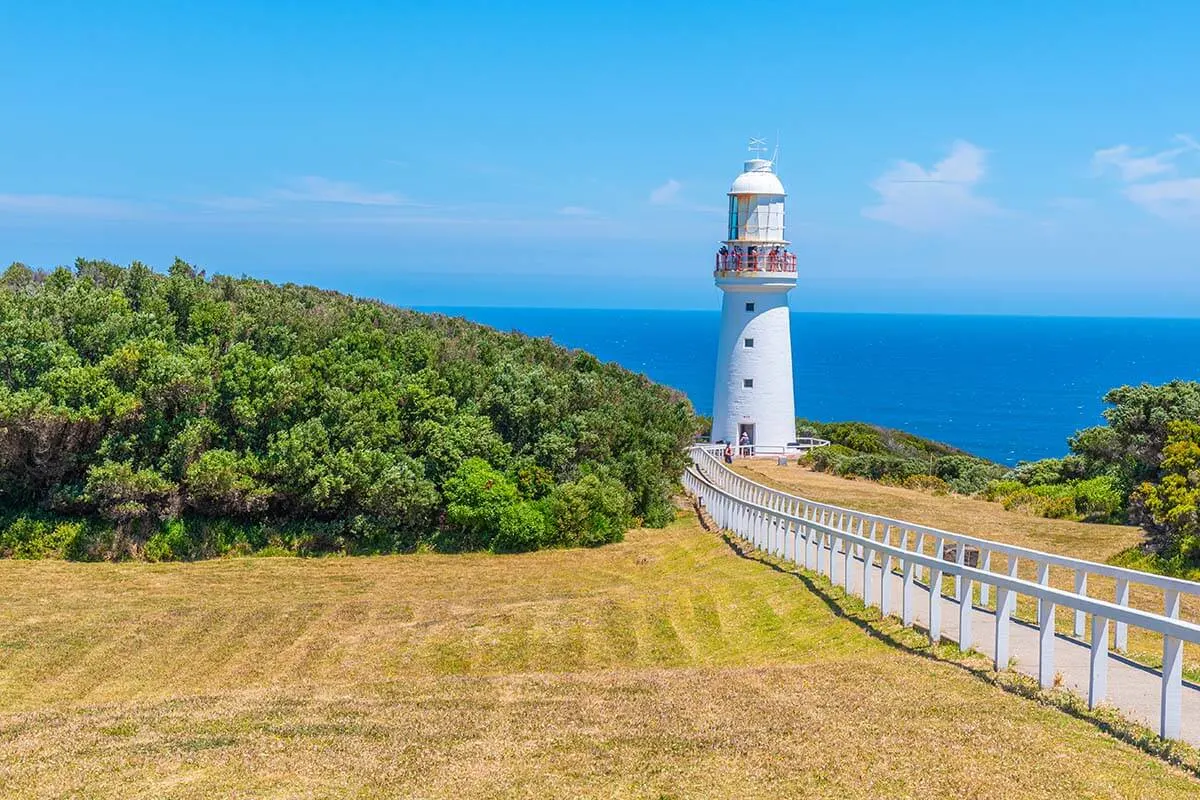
[2, 1, 1199, 314]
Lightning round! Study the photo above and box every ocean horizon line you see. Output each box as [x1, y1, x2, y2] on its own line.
[419, 305, 1200, 323]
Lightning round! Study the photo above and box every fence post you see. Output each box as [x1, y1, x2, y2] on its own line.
[1039, 594, 1056, 690]
[929, 536, 944, 643]
[979, 549, 991, 608]
[1114, 578, 1129, 651]
[994, 556, 1018, 671]
[1036, 561, 1050, 624]
[844, 519, 859, 588]
[1089, 615, 1109, 709]
[954, 540, 965, 599]
[901, 530, 916, 626]
[1162, 590, 1183, 739]
[816, 519, 826, 577]
[803, 521, 814, 571]
[1073, 570, 1087, 638]
[862, 541, 875, 608]
[958, 567, 973, 652]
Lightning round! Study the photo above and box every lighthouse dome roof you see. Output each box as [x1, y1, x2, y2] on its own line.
[729, 158, 785, 196]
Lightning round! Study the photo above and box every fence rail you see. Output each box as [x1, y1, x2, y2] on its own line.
[684, 444, 1200, 741]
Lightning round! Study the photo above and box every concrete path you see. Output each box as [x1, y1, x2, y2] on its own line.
[809, 543, 1200, 745]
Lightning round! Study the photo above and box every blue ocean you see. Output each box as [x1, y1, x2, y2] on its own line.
[428, 309, 1200, 466]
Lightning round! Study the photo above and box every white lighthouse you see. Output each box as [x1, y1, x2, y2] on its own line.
[710, 147, 798, 451]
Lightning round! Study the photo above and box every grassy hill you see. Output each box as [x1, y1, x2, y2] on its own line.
[1, 512, 1197, 798]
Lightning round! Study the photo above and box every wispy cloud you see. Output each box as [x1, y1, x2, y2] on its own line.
[1092, 136, 1200, 182]
[862, 140, 998, 231]
[1124, 178, 1200, 221]
[267, 176, 409, 206]
[1093, 135, 1200, 220]
[649, 179, 682, 205]
[0, 193, 149, 219]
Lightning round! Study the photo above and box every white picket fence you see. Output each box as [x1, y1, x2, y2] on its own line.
[684, 444, 1200, 741]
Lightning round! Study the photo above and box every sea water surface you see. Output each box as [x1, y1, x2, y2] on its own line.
[428, 309, 1200, 466]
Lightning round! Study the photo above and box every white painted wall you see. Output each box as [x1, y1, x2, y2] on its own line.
[710, 283, 796, 447]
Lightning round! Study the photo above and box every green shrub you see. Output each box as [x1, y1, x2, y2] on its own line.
[490, 501, 551, 553]
[546, 474, 632, 547]
[0, 515, 87, 558]
[983, 480, 1024, 502]
[838, 454, 923, 481]
[933, 455, 1005, 495]
[803, 444, 856, 474]
[1072, 475, 1124, 522]
[902, 474, 951, 495]
[144, 519, 190, 562]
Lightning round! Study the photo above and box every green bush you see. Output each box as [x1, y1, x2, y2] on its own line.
[546, 474, 632, 547]
[983, 479, 1024, 502]
[0, 259, 696, 559]
[901, 474, 951, 495]
[144, 519, 190, 562]
[490, 501, 551, 553]
[934, 455, 1005, 495]
[1072, 475, 1124, 522]
[803, 444, 856, 474]
[0, 515, 87, 558]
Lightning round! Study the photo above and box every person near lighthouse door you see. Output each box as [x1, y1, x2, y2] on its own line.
[739, 430, 751, 456]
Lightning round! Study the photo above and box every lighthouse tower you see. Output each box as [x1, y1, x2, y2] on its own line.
[710, 147, 798, 451]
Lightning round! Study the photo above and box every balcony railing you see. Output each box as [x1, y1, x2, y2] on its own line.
[714, 248, 797, 274]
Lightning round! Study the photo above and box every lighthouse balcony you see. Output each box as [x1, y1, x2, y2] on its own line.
[713, 248, 797, 277]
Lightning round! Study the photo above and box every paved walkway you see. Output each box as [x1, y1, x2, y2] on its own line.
[809, 542, 1200, 745]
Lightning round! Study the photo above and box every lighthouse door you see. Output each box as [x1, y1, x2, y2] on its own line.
[738, 423, 755, 455]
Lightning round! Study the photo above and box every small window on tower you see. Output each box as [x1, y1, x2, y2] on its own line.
[743, 378, 754, 388]
[744, 338, 754, 348]
[745, 302, 755, 312]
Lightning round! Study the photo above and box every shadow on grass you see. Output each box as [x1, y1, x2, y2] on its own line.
[698, 503, 1200, 778]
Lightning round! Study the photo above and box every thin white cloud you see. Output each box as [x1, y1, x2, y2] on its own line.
[649, 179, 682, 205]
[269, 176, 408, 206]
[1124, 178, 1200, 220]
[1094, 134, 1200, 220]
[862, 140, 998, 231]
[0, 193, 149, 219]
[1092, 136, 1200, 182]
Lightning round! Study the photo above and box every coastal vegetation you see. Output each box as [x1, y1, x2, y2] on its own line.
[0, 259, 694, 560]
[794, 382, 1200, 567]
[2, 513, 1197, 798]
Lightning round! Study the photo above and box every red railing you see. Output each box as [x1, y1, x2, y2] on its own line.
[714, 248, 797, 273]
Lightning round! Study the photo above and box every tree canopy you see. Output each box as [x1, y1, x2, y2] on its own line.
[0, 259, 695, 559]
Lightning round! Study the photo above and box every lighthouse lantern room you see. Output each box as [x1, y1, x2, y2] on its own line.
[710, 144, 798, 451]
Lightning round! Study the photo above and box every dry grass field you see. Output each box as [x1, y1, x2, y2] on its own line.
[732, 460, 1200, 677]
[1, 513, 1198, 798]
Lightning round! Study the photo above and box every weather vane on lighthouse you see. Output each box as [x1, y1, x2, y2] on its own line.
[710, 140, 798, 453]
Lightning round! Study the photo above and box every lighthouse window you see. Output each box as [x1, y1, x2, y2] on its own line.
[744, 302, 755, 312]
[744, 337, 754, 348]
[727, 196, 739, 240]
[743, 378, 754, 388]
